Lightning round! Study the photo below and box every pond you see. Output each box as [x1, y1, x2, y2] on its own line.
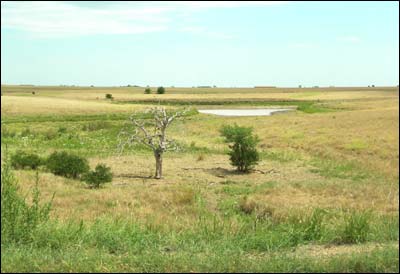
[198, 108, 293, 117]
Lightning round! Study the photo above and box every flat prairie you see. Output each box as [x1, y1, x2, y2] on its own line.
[1, 85, 399, 273]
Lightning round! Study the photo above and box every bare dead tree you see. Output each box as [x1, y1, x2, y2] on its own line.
[118, 106, 189, 179]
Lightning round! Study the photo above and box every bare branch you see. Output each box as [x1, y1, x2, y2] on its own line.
[118, 106, 190, 178]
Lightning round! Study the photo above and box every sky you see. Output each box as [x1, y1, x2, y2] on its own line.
[1, 1, 399, 87]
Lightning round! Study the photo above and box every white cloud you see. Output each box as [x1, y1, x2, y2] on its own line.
[165, 1, 288, 9]
[1, 1, 171, 37]
[289, 42, 317, 49]
[1, 1, 287, 38]
[339, 36, 361, 43]
[179, 26, 235, 39]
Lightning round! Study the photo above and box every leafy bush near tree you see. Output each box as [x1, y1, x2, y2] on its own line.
[46, 151, 90, 179]
[220, 124, 260, 172]
[82, 163, 113, 188]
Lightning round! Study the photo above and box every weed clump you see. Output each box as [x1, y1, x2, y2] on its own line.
[46, 151, 90, 179]
[336, 211, 371, 244]
[57, 126, 68, 134]
[82, 121, 111, 131]
[239, 196, 274, 219]
[197, 154, 205, 161]
[1, 127, 16, 138]
[43, 129, 58, 140]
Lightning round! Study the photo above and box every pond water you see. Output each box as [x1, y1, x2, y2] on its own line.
[198, 108, 293, 117]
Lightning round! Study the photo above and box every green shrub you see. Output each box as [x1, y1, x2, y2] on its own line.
[105, 93, 113, 99]
[11, 151, 44, 170]
[1, 158, 53, 244]
[157, 86, 165, 94]
[220, 124, 260, 172]
[82, 164, 113, 188]
[46, 151, 90, 179]
[144, 88, 152, 94]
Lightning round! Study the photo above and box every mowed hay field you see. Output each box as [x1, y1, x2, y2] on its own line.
[1, 85, 399, 272]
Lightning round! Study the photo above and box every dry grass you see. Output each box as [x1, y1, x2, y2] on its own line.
[291, 242, 399, 258]
[0, 95, 150, 116]
[58, 90, 398, 102]
[2, 85, 398, 102]
[14, 153, 398, 228]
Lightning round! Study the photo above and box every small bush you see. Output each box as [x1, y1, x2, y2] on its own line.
[82, 164, 113, 188]
[220, 124, 260, 172]
[144, 88, 151, 94]
[157, 86, 165, 94]
[11, 151, 44, 170]
[46, 151, 90, 179]
[105, 94, 113, 100]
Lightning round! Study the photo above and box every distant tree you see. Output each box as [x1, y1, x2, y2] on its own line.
[371, 85, 375, 87]
[118, 107, 189, 179]
[157, 86, 166, 94]
[220, 124, 260, 172]
[144, 87, 151, 94]
[105, 94, 113, 100]
[298, 85, 302, 88]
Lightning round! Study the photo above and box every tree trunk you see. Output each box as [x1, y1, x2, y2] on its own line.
[154, 151, 163, 179]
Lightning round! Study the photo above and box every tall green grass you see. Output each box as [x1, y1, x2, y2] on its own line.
[1, 157, 53, 244]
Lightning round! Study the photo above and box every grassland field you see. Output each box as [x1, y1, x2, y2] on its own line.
[1, 85, 399, 272]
